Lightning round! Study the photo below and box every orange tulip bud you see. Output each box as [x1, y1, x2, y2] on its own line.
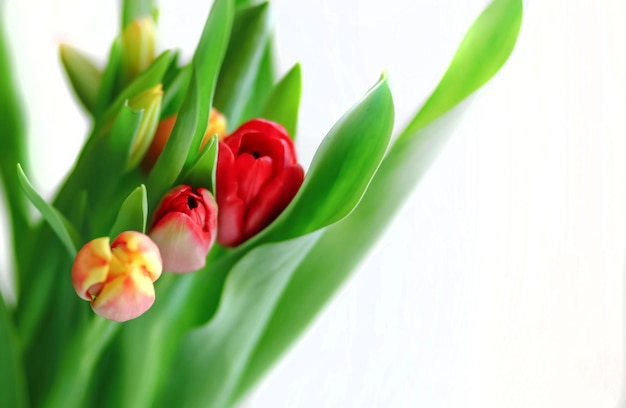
[141, 108, 227, 172]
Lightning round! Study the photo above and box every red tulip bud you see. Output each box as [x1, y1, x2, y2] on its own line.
[149, 185, 218, 273]
[216, 119, 304, 247]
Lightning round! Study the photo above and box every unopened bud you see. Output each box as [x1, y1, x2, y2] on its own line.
[127, 84, 163, 170]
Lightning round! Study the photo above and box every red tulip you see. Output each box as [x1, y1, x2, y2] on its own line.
[216, 119, 304, 247]
[149, 185, 218, 273]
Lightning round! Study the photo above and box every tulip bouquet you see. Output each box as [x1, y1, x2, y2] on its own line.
[0, 0, 522, 406]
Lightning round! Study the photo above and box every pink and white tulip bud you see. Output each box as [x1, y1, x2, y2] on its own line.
[72, 231, 162, 322]
[149, 185, 218, 273]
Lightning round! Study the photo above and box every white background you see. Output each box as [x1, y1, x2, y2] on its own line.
[2, 0, 625, 407]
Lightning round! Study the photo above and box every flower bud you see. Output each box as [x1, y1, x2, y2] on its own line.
[122, 17, 156, 83]
[59, 43, 101, 113]
[149, 185, 218, 273]
[72, 231, 162, 322]
[141, 108, 227, 172]
[216, 119, 304, 247]
[127, 84, 163, 170]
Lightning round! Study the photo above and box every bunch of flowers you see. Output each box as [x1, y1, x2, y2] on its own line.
[0, 0, 522, 406]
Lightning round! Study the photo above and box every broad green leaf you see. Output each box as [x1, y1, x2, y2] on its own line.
[0, 14, 29, 286]
[214, 2, 272, 129]
[90, 103, 143, 205]
[260, 62, 302, 138]
[17, 164, 80, 256]
[122, 0, 158, 28]
[147, 0, 233, 205]
[59, 44, 102, 115]
[44, 317, 118, 408]
[0, 293, 27, 408]
[157, 232, 322, 408]
[234, 0, 258, 9]
[109, 184, 148, 237]
[403, 0, 523, 133]
[233, 0, 523, 401]
[240, 40, 276, 124]
[259, 75, 394, 242]
[161, 63, 192, 117]
[180, 134, 219, 193]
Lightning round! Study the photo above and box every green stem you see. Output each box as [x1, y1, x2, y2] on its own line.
[43, 317, 118, 408]
[0, 2, 30, 297]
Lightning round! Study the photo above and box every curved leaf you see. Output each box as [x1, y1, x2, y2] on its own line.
[180, 134, 219, 194]
[158, 232, 322, 408]
[0, 11, 29, 290]
[241, 40, 276, 123]
[233, 0, 523, 401]
[109, 184, 148, 237]
[260, 74, 394, 242]
[261, 62, 302, 138]
[17, 164, 80, 256]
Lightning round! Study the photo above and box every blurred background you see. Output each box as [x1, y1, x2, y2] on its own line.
[1, 0, 625, 406]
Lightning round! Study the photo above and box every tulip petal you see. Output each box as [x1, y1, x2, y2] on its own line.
[244, 164, 304, 240]
[150, 212, 212, 273]
[217, 194, 246, 247]
[72, 237, 112, 300]
[235, 154, 273, 206]
[111, 231, 162, 281]
[216, 143, 237, 199]
[91, 268, 155, 322]
[225, 119, 297, 167]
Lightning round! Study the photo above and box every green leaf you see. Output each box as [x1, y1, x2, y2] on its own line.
[161, 63, 192, 117]
[92, 103, 143, 198]
[260, 74, 394, 242]
[109, 184, 148, 237]
[233, 0, 523, 401]
[44, 317, 118, 408]
[51, 101, 143, 238]
[122, 0, 158, 28]
[240, 40, 276, 124]
[0, 293, 28, 408]
[98, 50, 171, 130]
[94, 37, 123, 116]
[17, 164, 80, 257]
[179, 134, 219, 193]
[158, 232, 322, 408]
[147, 0, 233, 205]
[402, 0, 523, 134]
[59, 44, 102, 115]
[214, 2, 272, 129]
[0, 14, 29, 287]
[260, 62, 302, 138]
